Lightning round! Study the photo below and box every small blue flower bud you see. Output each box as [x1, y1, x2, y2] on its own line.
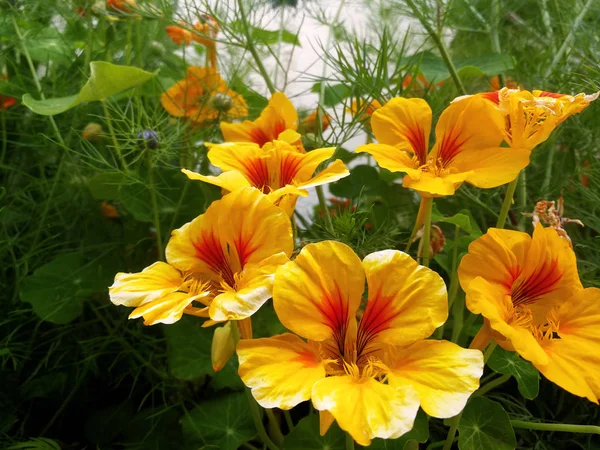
[138, 129, 160, 149]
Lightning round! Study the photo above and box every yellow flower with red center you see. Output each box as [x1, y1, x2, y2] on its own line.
[182, 139, 349, 215]
[220, 92, 303, 150]
[458, 224, 600, 402]
[462, 88, 599, 151]
[109, 187, 293, 326]
[161, 67, 247, 124]
[356, 96, 531, 197]
[238, 241, 483, 445]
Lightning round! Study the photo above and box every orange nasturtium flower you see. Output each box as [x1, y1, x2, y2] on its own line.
[465, 88, 599, 151]
[220, 92, 300, 147]
[161, 67, 247, 123]
[301, 109, 331, 134]
[458, 224, 600, 402]
[107, 0, 137, 11]
[356, 96, 531, 197]
[109, 187, 293, 326]
[238, 241, 483, 445]
[166, 17, 219, 46]
[182, 139, 349, 215]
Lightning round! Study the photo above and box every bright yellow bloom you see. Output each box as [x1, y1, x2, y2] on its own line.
[459, 88, 599, 151]
[109, 187, 293, 325]
[347, 98, 383, 119]
[220, 92, 300, 147]
[161, 67, 247, 124]
[458, 224, 600, 402]
[238, 241, 483, 446]
[356, 96, 531, 197]
[182, 139, 349, 215]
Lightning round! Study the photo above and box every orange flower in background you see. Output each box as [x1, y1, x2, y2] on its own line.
[82, 122, 104, 141]
[166, 17, 219, 47]
[161, 66, 247, 123]
[182, 139, 349, 215]
[489, 75, 518, 92]
[107, 0, 137, 11]
[301, 109, 331, 134]
[458, 224, 600, 403]
[220, 92, 300, 147]
[1, 95, 17, 109]
[238, 241, 483, 445]
[347, 98, 382, 120]
[100, 201, 119, 219]
[109, 187, 293, 325]
[356, 96, 530, 196]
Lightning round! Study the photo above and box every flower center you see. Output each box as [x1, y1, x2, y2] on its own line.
[211, 93, 233, 112]
[419, 158, 452, 177]
[510, 257, 562, 307]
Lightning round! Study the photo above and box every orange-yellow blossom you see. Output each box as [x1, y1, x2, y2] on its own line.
[182, 139, 349, 215]
[237, 241, 483, 445]
[356, 96, 531, 197]
[161, 67, 247, 124]
[458, 224, 600, 403]
[109, 187, 293, 326]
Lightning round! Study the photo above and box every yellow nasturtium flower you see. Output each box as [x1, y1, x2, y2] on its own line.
[182, 139, 349, 215]
[109, 187, 293, 326]
[458, 224, 600, 403]
[356, 96, 531, 197]
[464, 88, 599, 151]
[238, 241, 483, 446]
[220, 92, 300, 147]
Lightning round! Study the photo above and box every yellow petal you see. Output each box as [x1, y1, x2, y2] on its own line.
[237, 333, 326, 409]
[129, 289, 211, 325]
[466, 277, 549, 366]
[450, 146, 531, 188]
[430, 95, 504, 166]
[359, 250, 447, 348]
[211, 321, 236, 371]
[355, 143, 420, 176]
[220, 92, 298, 146]
[370, 97, 432, 165]
[535, 288, 600, 403]
[290, 146, 336, 181]
[109, 262, 183, 307]
[458, 228, 531, 294]
[209, 253, 290, 321]
[273, 240, 364, 342]
[311, 375, 420, 446]
[296, 159, 350, 189]
[320, 410, 335, 436]
[402, 170, 470, 197]
[386, 340, 483, 418]
[181, 168, 251, 192]
[166, 187, 293, 286]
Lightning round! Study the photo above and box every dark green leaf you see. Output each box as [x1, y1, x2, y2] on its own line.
[285, 413, 345, 450]
[458, 397, 516, 450]
[181, 392, 256, 450]
[119, 180, 154, 222]
[84, 402, 134, 445]
[487, 347, 540, 399]
[20, 253, 108, 324]
[209, 354, 245, 391]
[88, 171, 123, 201]
[26, 28, 75, 66]
[164, 316, 213, 380]
[23, 61, 157, 115]
[123, 408, 184, 450]
[20, 372, 67, 399]
[329, 165, 385, 198]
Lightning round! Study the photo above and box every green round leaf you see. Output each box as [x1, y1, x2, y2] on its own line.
[285, 413, 345, 450]
[487, 347, 540, 400]
[164, 316, 213, 380]
[458, 397, 516, 450]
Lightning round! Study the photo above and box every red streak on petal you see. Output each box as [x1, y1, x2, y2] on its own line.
[438, 127, 468, 167]
[193, 231, 236, 287]
[481, 91, 500, 104]
[279, 152, 303, 187]
[314, 282, 349, 356]
[405, 125, 427, 165]
[291, 350, 320, 368]
[511, 258, 563, 306]
[241, 156, 270, 191]
[233, 234, 258, 268]
[248, 119, 287, 146]
[538, 91, 565, 99]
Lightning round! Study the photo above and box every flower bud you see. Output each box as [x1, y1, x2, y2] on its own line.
[211, 93, 234, 113]
[211, 321, 236, 372]
[137, 129, 160, 149]
[82, 122, 104, 141]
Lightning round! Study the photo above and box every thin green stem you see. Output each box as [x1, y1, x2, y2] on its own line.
[168, 179, 191, 232]
[447, 224, 461, 307]
[517, 170, 527, 231]
[84, 8, 94, 73]
[345, 433, 355, 450]
[245, 389, 280, 450]
[265, 409, 285, 447]
[420, 197, 433, 267]
[316, 186, 333, 231]
[102, 100, 128, 169]
[474, 374, 511, 397]
[1, 109, 6, 165]
[542, 0, 594, 80]
[125, 20, 133, 65]
[489, 0, 505, 87]
[510, 420, 600, 435]
[483, 341, 497, 363]
[540, 145, 555, 195]
[237, 0, 276, 94]
[283, 411, 294, 431]
[442, 414, 461, 450]
[405, 0, 466, 95]
[146, 149, 164, 261]
[496, 175, 519, 228]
